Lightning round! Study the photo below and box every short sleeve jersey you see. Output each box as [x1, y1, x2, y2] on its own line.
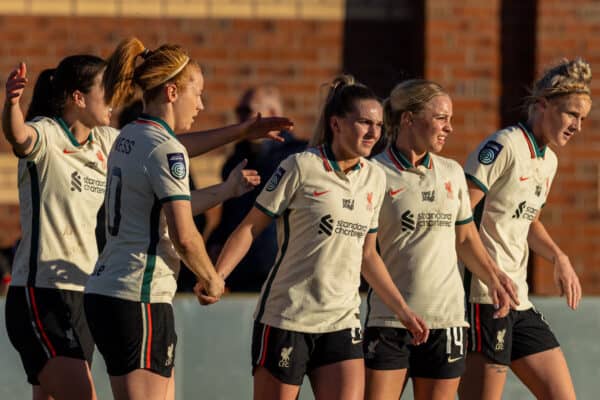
[464, 123, 557, 310]
[254, 144, 386, 333]
[366, 147, 473, 329]
[11, 117, 118, 291]
[85, 114, 191, 304]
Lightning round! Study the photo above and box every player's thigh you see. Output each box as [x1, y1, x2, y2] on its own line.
[458, 352, 508, 400]
[365, 368, 408, 400]
[109, 369, 170, 400]
[253, 366, 301, 400]
[511, 348, 575, 400]
[413, 377, 461, 400]
[309, 358, 364, 400]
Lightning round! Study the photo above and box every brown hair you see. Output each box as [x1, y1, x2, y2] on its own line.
[104, 37, 200, 108]
[310, 74, 379, 146]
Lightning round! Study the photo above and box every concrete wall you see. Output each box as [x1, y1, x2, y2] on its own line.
[1, 295, 599, 399]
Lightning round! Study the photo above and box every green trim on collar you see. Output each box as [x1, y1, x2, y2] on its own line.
[391, 145, 432, 169]
[139, 113, 176, 138]
[518, 122, 546, 158]
[323, 144, 341, 172]
[56, 117, 93, 146]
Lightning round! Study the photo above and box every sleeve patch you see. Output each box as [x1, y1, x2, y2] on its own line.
[266, 166, 286, 192]
[167, 153, 187, 180]
[478, 141, 504, 165]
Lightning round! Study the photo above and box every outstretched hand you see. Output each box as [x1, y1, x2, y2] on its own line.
[241, 113, 294, 143]
[5, 62, 27, 105]
[225, 159, 261, 198]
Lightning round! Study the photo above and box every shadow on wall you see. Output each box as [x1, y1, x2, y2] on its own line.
[343, 0, 425, 152]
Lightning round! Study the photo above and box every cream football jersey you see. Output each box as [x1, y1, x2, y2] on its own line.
[11, 117, 118, 291]
[85, 114, 191, 304]
[367, 147, 473, 329]
[464, 123, 557, 310]
[254, 144, 386, 333]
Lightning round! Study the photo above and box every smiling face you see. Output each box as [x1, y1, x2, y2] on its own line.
[330, 98, 383, 159]
[172, 65, 205, 131]
[409, 94, 453, 154]
[537, 93, 591, 147]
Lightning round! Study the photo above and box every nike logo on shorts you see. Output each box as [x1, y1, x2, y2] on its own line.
[447, 356, 463, 363]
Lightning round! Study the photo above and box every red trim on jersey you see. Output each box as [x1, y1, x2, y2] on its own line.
[475, 303, 482, 352]
[28, 287, 57, 357]
[259, 325, 271, 367]
[146, 303, 153, 368]
[521, 130, 536, 159]
[136, 119, 164, 131]
[387, 147, 405, 171]
[318, 145, 333, 172]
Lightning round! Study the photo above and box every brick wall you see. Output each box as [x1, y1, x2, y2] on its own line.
[0, 0, 598, 295]
[533, 0, 600, 295]
[425, 0, 501, 162]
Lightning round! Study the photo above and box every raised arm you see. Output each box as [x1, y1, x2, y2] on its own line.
[179, 114, 293, 157]
[361, 232, 429, 345]
[528, 216, 581, 310]
[2, 62, 38, 157]
[190, 159, 260, 215]
[163, 200, 224, 303]
[456, 221, 519, 317]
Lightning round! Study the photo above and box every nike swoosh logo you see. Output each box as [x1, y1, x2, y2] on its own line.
[389, 188, 405, 196]
[519, 176, 529, 181]
[351, 339, 362, 345]
[447, 356, 463, 363]
[313, 190, 330, 197]
[63, 149, 78, 154]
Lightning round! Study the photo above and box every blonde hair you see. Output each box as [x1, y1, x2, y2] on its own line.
[104, 37, 199, 108]
[383, 79, 447, 138]
[310, 74, 378, 146]
[527, 57, 592, 117]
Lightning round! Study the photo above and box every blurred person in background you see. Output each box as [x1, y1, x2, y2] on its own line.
[206, 85, 307, 291]
[459, 58, 591, 400]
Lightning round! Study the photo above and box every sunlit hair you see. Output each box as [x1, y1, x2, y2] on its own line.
[26, 55, 106, 120]
[526, 57, 592, 117]
[104, 37, 200, 108]
[310, 74, 379, 146]
[383, 79, 447, 138]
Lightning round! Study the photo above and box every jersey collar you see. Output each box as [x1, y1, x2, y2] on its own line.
[317, 144, 363, 172]
[55, 117, 94, 147]
[136, 113, 177, 138]
[388, 144, 433, 171]
[518, 122, 546, 159]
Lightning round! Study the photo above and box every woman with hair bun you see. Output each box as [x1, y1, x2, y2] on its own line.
[83, 37, 291, 400]
[212, 75, 428, 400]
[363, 79, 517, 400]
[459, 58, 592, 400]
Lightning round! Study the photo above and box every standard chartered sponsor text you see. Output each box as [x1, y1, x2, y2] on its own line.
[84, 176, 105, 193]
[335, 220, 368, 238]
[416, 212, 453, 228]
